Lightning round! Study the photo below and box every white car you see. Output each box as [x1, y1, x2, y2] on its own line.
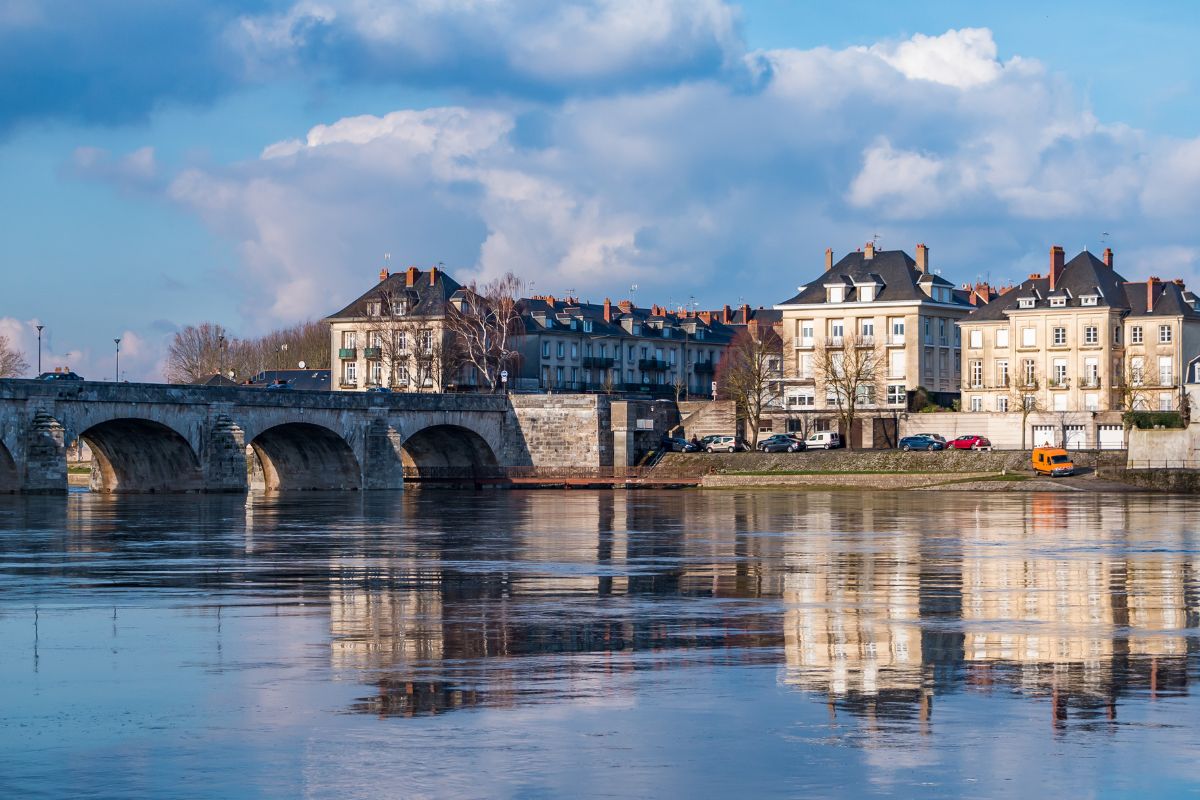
[805, 431, 843, 450]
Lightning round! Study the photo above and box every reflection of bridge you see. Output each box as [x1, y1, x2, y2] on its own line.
[0, 379, 562, 493]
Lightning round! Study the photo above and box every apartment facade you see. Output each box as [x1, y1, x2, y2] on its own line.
[774, 243, 971, 420]
[957, 247, 1200, 415]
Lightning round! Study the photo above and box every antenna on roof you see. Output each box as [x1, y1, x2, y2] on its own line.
[384, 252, 391, 262]
[1101, 231, 1110, 245]
[871, 232, 880, 247]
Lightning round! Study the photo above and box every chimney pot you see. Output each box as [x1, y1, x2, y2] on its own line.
[1049, 245, 1065, 291]
[379, 268, 389, 282]
[722, 304, 732, 324]
[915, 243, 928, 274]
[603, 298, 612, 323]
[406, 266, 418, 287]
[740, 303, 750, 323]
[428, 265, 438, 286]
[825, 248, 833, 272]
[1103, 247, 1113, 268]
[864, 242, 875, 260]
[1147, 277, 1158, 311]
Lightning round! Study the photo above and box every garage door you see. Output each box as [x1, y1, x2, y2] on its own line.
[1032, 425, 1056, 447]
[1098, 425, 1124, 450]
[1064, 425, 1086, 449]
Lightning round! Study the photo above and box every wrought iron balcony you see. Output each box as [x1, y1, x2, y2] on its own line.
[692, 360, 716, 374]
[363, 347, 382, 359]
[638, 358, 670, 371]
[338, 347, 357, 359]
[582, 356, 615, 368]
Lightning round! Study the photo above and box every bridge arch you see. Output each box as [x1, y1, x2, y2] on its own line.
[0, 439, 17, 493]
[400, 423, 500, 479]
[81, 418, 203, 493]
[249, 422, 362, 491]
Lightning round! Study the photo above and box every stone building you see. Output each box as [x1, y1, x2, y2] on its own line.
[773, 243, 971, 442]
[957, 247, 1200, 418]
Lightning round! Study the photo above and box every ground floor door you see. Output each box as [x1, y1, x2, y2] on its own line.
[872, 417, 898, 449]
[1064, 424, 1086, 449]
[1032, 425, 1056, 447]
[1098, 424, 1124, 450]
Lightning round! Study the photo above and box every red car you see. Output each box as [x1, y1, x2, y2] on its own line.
[947, 435, 992, 450]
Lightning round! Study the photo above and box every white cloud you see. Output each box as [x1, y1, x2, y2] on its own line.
[865, 27, 1011, 89]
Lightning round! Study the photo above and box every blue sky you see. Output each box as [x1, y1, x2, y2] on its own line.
[3, 0, 1200, 381]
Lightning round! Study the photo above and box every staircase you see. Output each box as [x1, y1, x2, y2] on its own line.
[675, 400, 739, 440]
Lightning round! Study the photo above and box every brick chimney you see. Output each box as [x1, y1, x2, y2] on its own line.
[740, 303, 751, 323]
[915, 243, 928, 274]
[864, 241, 875, 260]
[825, 247, 833, 272]
[1103, 247, 1113, 269]
[1147, 277, 1159, 312]
[379, 268, 389, 282]
[603, 298, 612, 322]
[618, 299, 633, 313]
[406, 266, 419, 287]
[428, 265, 438, 286]
[722, 304, 732, 324]
[1049, 245, 1065, 291]
[699, 311, 712, 324]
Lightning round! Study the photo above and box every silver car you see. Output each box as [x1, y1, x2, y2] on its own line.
[704, 435, 743, 453]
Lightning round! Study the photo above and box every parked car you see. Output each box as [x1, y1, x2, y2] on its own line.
[914, 432, 947, 445]
[757, 434, 805, 453]
[1032, 447, 1075, 476]
[265, 380, 293, 391]
[38, 370, 83, 381]
[899, 435, 945, 451]
[947, 435, 992, 450]
[661, 436, 697, 453]
[704, 435, 744, 453]
[365, 386, 393, 393]
[804, 431, 843, 450]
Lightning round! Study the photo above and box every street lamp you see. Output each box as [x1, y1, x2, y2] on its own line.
[114, 338, 121, 382]
[35, 325, 44, 375]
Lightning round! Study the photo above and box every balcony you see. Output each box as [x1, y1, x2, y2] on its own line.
[856, 336, 876, 348]
[638, 358, 670, 371]
[824, 336, 844, 348]
[338, 347, 357, 359]
[1078, 376, 1101, 389]
[363, 347, 382, 359]
[693, 360, 716, 374]
[795, 338, 815, 350]
[1048, 377, 1071, 389]
[886, 336, 905, 347]
[582, 356, 615, 369]
[339, 380, 358, 389]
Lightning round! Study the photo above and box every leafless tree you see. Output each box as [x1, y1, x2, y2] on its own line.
[1008, 368, 1042, 450]
[165, 323, 230, 383]
[714, 323, 783, 448]
[1113, 355, 1155, 412]
[445, 272, 525, 392]
[0, 335, 29, 378]
[166, 320, 331, 384]
[813, 333, 882, 450]
[1054, 409, 1088, 450]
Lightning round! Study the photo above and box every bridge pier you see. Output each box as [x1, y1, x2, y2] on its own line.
[22, 411, 67, 494]
[201, 412, 249, 493]
[361, 415, 405, 490]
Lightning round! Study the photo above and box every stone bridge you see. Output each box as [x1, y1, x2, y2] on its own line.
[0, 379, 627, 493]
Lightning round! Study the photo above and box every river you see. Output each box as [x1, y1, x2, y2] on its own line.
[0, 489, 1198, 799]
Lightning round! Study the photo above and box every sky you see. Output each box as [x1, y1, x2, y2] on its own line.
[3, 0, 1200, 381]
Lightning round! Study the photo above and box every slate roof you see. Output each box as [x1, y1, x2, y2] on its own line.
[326, 268, 463, 320]
[965, 250, 1200, 322]
[776, 249, 964, 306]
[517, 297, 759, 346]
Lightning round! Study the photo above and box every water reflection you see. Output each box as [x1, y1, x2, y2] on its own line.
[1, 489, 1199, 796]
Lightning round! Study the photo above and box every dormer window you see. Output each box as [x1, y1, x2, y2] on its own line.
[569, 319, 577, 330]
[583, 320, 593, 333]
[366, 301, 381, 317]
[392, 300, 408, 316]
[696, 329, 705, 340]
[1018, 298, 1035, 309]
[1050, 296, 1066, 307]
[632, 324, 641, 336]
[827, 285, 845, 303]
[859, 285, 875, 303]
[662, 327, 671, 338]
[1081, 295, 1098, 306]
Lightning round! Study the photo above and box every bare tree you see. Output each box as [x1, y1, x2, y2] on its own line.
[813, 334, 882, 450]
[167, 320, 332, 384]
[165, 323, 230, 383]
[0, 335, 29, 378]
[1113, 355, 1155, 412]
[714, 323, 783, 448]
[445, 272, 525, 392]
[1008, 367, 1042, 450]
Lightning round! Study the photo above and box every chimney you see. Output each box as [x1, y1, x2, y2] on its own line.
[825, 248, 833, 272]
[1049, 245, 1065, 291]
[428, 265, 438, 286]
[618, 299, 633, 313]
[603, 298, 612, 323]
[1147, 277, 1159, 312]
[379, 268, 389, 282]
[740, 303, 750, 323]
[1103, 247, 1113, 269]
[915, 244, 928, 274]
[864, 241, 875, 260]
[722, 304, 732, 324]
[406, 266, 419, 287]
[699, 311, 712, 324]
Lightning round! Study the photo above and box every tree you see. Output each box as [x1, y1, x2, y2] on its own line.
[1008, 367, 1042, 450]
[813, 333, 882, 450]
[165, 323, 230, 383]
[1113, 354, 1155, 413]
[714, 322, 783, 448]
[0, 335, 29, 378]
[166, 320, 332, 384]
[445, 272, 525, 392]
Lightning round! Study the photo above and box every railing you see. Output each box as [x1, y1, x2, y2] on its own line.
[693, 360, 716, 374]
[1078, 376, 1101, 388]
[824, 337, 844, 348]
[363, 347, 382, 359]
[402, 465, 699, 481]
[581, 356, 615, 368]
[1126, 460, 1200, 470]
[338, 348, 357, 359]
[638, 358, 671, 371]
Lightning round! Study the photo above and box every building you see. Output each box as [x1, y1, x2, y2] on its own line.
[513, 297, 777, 397]
[957, 247, 1200, 416]
[774, 243, 971, 441]
[326, 266, 464, 392]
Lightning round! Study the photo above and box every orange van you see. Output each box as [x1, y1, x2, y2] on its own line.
[1031, 447, 1074, 477]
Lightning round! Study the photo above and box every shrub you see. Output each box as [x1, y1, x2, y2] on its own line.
[1122, 411, 1185, 430]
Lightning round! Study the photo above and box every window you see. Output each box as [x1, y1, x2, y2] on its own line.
[397, 365, 409, 386]
[1082, 295, 1098, 306]
[828, 285, 845, 303]
[1159, 393, 1173, 411]
[571, 367, 578, 384]
[571, 343, 578, 359]
[798, 353, 814, 378]
[855, 384, 876, 406]
[1085, 326, 1098, 345]
[1018, 297, 1035, 309]
[555, 366, 564, 385]
[1084, 357, 1099, 387]
[1053, 327, 1067, 346]
[924, 318, 932, 344]
[1054, 393, 1068, 411]
[419, 329, 433, 354]
[343, 361, 357, 384]
[542, 341, 550, 358]
[996, 328, 1009, 348]
[342, 331, 357, 349]
[1085, 393, 1099, 411]
[1132, 357, 1145, 384]
[1052, 359, 1068, 386]
[1160, 324, 1173, 343]
[1023, 359, 1036, 386]
[396, 331, 407, 352]
[557, 342, 565, 358]
[583, 320, 593, 333]
[641, 346, 648, 359]
[970, 360, 983, 388]
[1159, 356, 1173, 386]
[969, 329, 982, 349]
[1050, 296, 1066, 307]
[888, 351, 905, 378]
[859, 285, 875, 302]
[830, 320, 845, 342]
[1113, 326, 1121, 345]
[938, 319, 947, 345]
[662, 327, 671, 338]
[890, 318, 905, 344]
[996, 359, 1009, 387]
[939, 350, 949, 375]
[370, 361, 383, 385]
[786, 388, 815, 408]
[1131, 326, 1143, 344]
[997, 396, 1009, 412]
[366, 301, 381, 316]
[970, 396, 983, 412]
[886, 384, 905, 405]
[860, 320, 874, 340]
[800, 321, 814, 347]
[1022, 327, 1036, 347]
